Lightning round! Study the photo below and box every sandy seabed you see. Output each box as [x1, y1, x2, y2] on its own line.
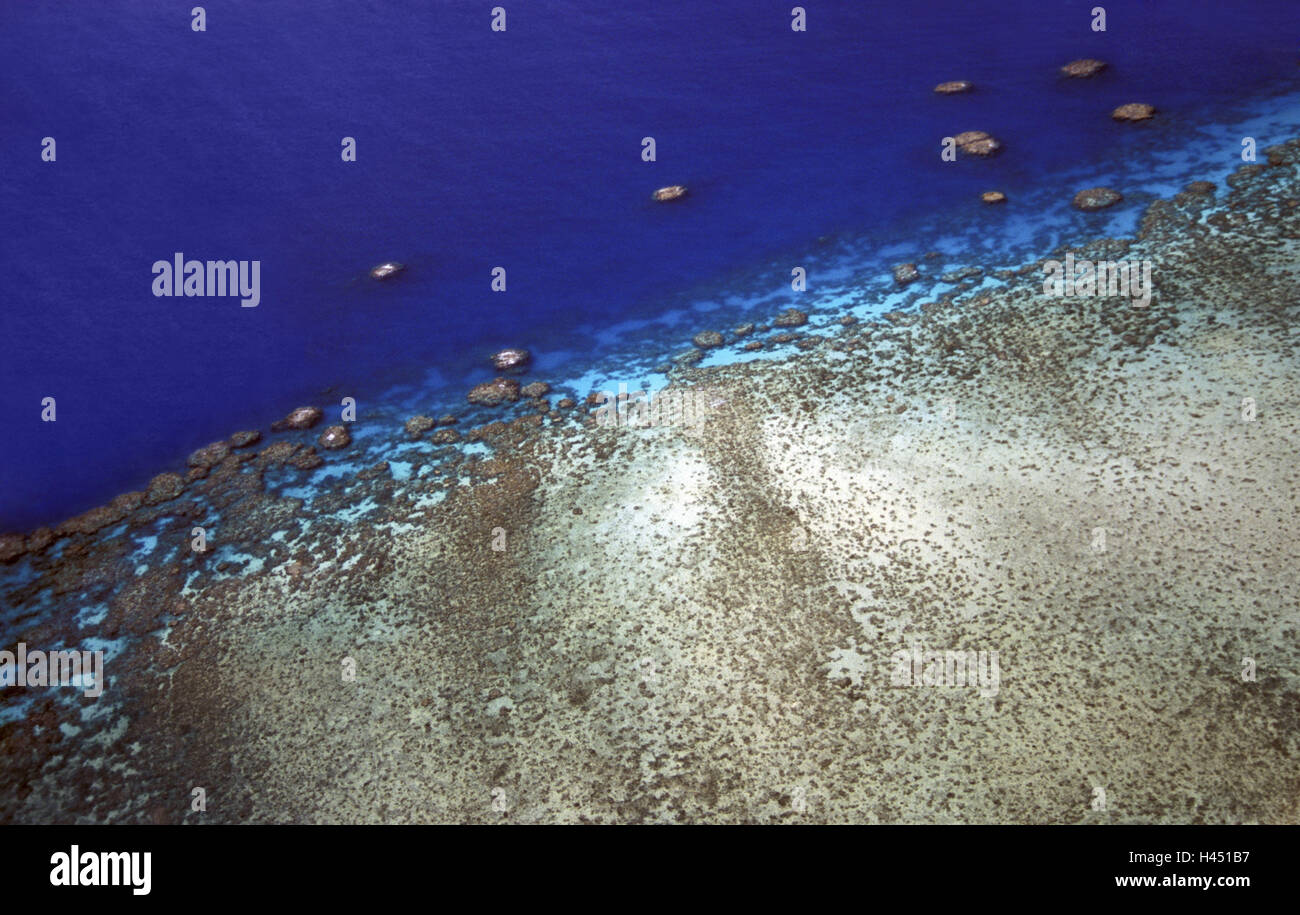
[3, 144, 1299, 825]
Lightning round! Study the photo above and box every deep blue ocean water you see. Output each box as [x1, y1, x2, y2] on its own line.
[2, 0, 1299, 530]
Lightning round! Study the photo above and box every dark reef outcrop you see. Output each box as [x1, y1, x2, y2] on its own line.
[490, 348, 531, 372]
[1060, 58, 1107, 78]
[468, 377, 522, 406]
[954, 131, 1003, 157]
[272, 407, 323, 432]
[1072, 187, 1123, 211]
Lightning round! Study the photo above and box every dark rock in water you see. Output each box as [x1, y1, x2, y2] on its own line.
[145, 472, 185, 505]
[521, 381, 551, 398]
[893, 263, 921, 285]
[981, 190, 1007, 204]
[652, 185, 688, 202]
[27, 528, 55, 553]
[1184, 181, 1216, 196]
[228, 429, 262, 449]
[318, 425, 351, 450]
[0, 532, 24, 563]
[369, 261, 405, 280]
[356, 461, 390, 482]
[1060, 58, 1107, 78]
[1072, 187, 1123, 211]
[674, 349, 705, 366]
[1265, 143, 1300, 166]
[556, 398, 576, 409]
[772, 332, 800, 344]
[1226, 163, 1268, 190]
[273, 406, 323, 432]
[290, 447, 324, 470]
[934, 80, 974, 94]
[111, 491, 145, 514]
[56, 503, 124, 537]
[466, 422, 508, 443]
[954, 130, 1003, 157]
[941, 266, 983, 283]
[431, 428, 461, 445]
[734, 322, 755, 337]
[491, 348, 531, 372]
[1112, 102, 1156, 122]
[468, 377, 521, 406]
[742, 341, 764, 352]
[188, 440, 232, 468]
[773, 308, 808, 327]
[692, 330, 725, 349]
[405, 415, 435, 438]
[436, 414, 458, 426]
[259, 441, 298, 464]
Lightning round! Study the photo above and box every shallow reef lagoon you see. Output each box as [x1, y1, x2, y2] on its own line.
[2, 0, 1299, 530]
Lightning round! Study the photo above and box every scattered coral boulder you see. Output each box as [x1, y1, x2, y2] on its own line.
[259, 441, 298, 464]
[112, 491, 145, 514]
[981, 190, 1007, 204]
[941, 266, 983, 284]
[954, 131, 1003, 157]
[289, 447, 324, 471]
[521, 381, 551, 398]
[188, 440, 232, 468]
[934, 80, 974, 94]
[228, 429, 261, 449]
[468, 377, 522, 406]
[145, 472, 185, 506]
[56, 504, 123, 537]
[404, 415, 435, 438]
[1112, 102, 1156, 122]
[431, 428, 461, 445]
[1072, 187, 1124, 211]
[653, 185, 688, 202]
[272, 406, 323, 432]
[893, 263, 921, 285]
[1061, 58, 1107, 78]
[692, 330, 725, 349]
[773, 308, 808, 328]
[318, 425, 351, 450]
[369, 261, 405, 280]
[0, 532, 25, 564]
[491, 348, 531, 372]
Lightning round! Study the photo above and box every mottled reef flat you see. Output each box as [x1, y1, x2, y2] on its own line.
[4, 146, 1300, 824]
